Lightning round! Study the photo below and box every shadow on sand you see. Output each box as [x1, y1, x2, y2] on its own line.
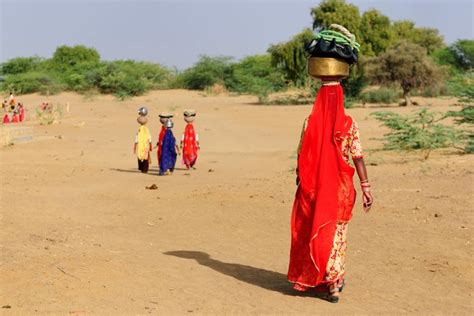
[173, 167, 189, 171]
[111, 167, 192, 175]
[110, 167, 161, 176]
[164, 250, 326, 298]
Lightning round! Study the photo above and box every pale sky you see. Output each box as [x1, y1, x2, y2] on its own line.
[1, 0, 473, 69]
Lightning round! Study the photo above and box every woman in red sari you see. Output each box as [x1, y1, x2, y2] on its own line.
[287, 81, 373, 303]
[180, 110, 200, 169]
[18, 103, 25, 122]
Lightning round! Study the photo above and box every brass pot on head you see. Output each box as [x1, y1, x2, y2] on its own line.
[308, 57, 349, 81]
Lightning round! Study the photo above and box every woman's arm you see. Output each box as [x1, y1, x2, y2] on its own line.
[353, 157, 373, 212]
[133, 135, 137, 154]
[349, 120, 373, 212]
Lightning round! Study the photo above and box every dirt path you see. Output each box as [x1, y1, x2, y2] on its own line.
[0, 90, 472, 314]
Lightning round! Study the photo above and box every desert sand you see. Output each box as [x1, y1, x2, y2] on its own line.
[0, 90, 473, 315]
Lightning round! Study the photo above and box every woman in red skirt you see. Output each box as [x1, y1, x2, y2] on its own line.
[287, 81, 373, 303]
[180, 110, 200, 170]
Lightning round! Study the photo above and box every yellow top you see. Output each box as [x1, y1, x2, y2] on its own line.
[136, 125, 151, 161]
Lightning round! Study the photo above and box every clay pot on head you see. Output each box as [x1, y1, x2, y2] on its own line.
[183, 109, 196, 123]
[159, 113, 173, 125]
[184, 116, 195, 123]
[137, 115, 148, 125]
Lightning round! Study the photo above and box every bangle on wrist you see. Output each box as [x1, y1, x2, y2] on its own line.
[361, 181, 371, 192]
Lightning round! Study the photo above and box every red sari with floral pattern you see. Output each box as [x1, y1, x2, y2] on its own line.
[288, 84, 357, 288]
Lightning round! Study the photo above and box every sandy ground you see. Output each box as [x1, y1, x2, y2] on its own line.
[0, 90, 473, 315]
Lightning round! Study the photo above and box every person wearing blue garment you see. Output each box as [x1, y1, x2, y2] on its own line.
[159, 119, 179, 175]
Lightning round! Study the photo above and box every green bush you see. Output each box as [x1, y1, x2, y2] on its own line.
[225, 55, 285, 95]
[0, 45, 173, 98]
[1, 57, 44, 75]
[342, 63, 367, 98]
[360, 88, 400, 104]
[366, 41, 442, 106]
[410, 81, 449, 98]
[62, 72, 91, 91]
[263, 94, 356, 107]
[372, 109, 466, 159]
[423, 85, 447, 97]
[38, 82, 67, 95]
[457, 86, 474, 106]
[51, 45, 100, 70]
[1, 72, 64, 94]
[465, 134, 474, 153]
[432, 47, 458, 68]
[264, 94, 312, 106]
[257, 93, 270, 105]
[344, 97, 355, 108]
[178, 54, 287, 96]
[432, 40, 474, 71]
[268, 29, 314, 87]
[445, 71, 474, 99]
[97, 62, 146, 98]
[451, 40, 473, 70]
[180, 56, 233, 90]
[446, 106, 474, 124]
[93, 60, 171, 98]
[442, 74, 474, 154]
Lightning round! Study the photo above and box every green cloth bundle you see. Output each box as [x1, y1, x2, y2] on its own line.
[315, 29, 360, 52]
[307, 24, 360, 64]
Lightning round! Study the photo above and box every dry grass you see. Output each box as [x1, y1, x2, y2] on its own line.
[0, 126, 12, 146]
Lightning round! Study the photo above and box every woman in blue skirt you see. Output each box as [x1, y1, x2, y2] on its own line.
[159, 119, 179, 175]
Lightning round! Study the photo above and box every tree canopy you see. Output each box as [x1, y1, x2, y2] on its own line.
[1, 0, 470, 103]
[311, 0, 361, 38]
[391, 21, 444, 54]
[366, 41, 442, 105]
[359, 9, 393, 56]
[52, 45, 101, 69]
[267, 29, 314, 87]
[1, 57, 44, 75]
[451, 40, 474, 70]
[179, 55, 233, 90]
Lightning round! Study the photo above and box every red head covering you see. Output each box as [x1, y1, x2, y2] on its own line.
[157, 126, 166, 164]
[288, 84, 356, 287]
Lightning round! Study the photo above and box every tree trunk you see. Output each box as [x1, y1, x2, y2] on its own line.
[424, 149, 431, 160]
[402, 91, 411, 106]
